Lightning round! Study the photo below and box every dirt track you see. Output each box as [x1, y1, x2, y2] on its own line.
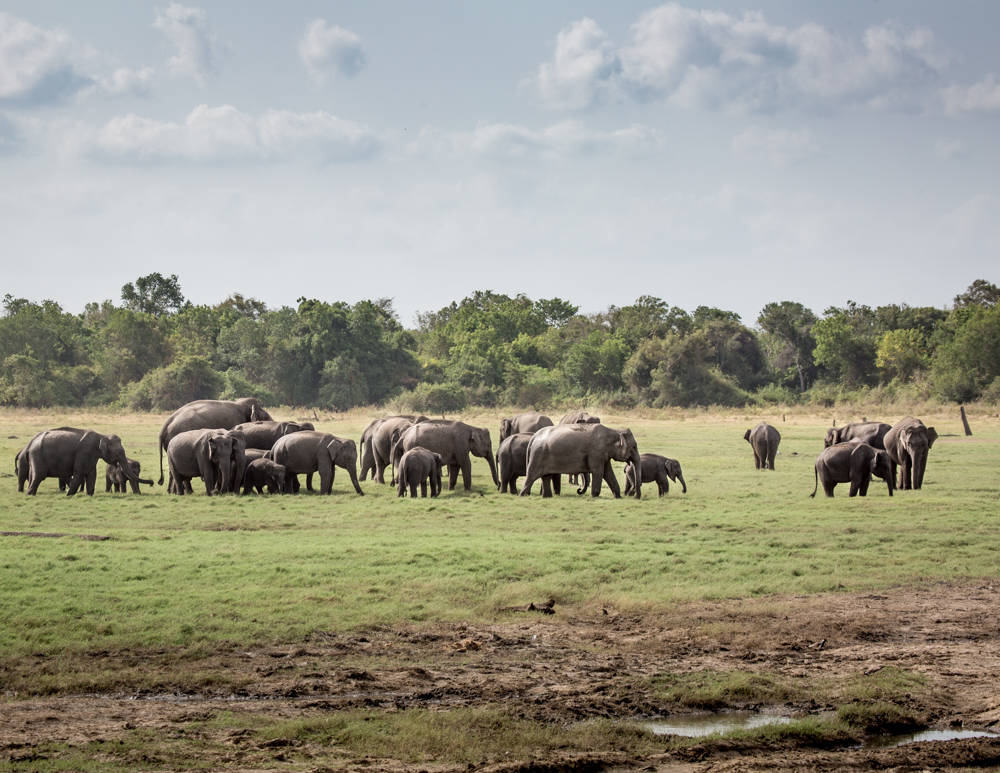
[3, 581, 1000, 770]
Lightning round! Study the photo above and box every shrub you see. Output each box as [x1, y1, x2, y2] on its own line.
[402, 382, 469, 415]
[121, 356, 224, 411]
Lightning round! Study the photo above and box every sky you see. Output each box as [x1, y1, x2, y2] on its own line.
[1, 1, 998, 326]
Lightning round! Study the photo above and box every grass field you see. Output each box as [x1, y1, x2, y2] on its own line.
[1, 406, 998, 769]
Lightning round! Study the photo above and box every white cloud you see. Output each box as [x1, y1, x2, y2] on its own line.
[732, 126, 818, 165]
[534, 18, 620, 110]
[933, 138, 965, 160]
[83, 104, 379, 163]
[87, 67, 155, 98]
[154, 3, 223, 83]
[533, 4, 945, 113]
[299, 20, 366, 83]
[413, 120, 660, 161]
[0, 12, 92, 104]
[941, 74, 1000, 115]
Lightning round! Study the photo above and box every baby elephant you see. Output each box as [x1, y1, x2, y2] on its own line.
[811, 441, 894, 498]
[105, 458, 154, 493]
[396, 447, 444, 498]
[242, 458, 287, 494]
[623, 453, 686, 497]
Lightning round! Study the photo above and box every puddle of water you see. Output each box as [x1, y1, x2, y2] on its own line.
[865, 729, 999, 748]
[644, 711, 793, 738]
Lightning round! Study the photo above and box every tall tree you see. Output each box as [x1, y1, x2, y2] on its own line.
[120, 273, 186, 316]
[756, 301, 817, 392]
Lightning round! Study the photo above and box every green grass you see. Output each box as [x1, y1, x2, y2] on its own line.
[1, 407, 998, 665]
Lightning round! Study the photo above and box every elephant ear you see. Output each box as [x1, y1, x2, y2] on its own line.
[744, 429, 752, 442]
[926, 427, 938, 448]
[326, 438, 345, 462]
[207, 436, 221, 463]
[98, 435, 109, 457]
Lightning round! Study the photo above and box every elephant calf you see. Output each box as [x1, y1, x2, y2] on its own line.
[624, 453, 686, 497]
[242, 458, 287, 494]
[106, 458, 154, 492]
[811, 441, 894, 498]
[396, 447, 444, 498]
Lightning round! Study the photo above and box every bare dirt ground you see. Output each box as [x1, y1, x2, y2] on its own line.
[3, 581, 1000, 771]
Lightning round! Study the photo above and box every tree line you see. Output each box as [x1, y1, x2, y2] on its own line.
[1, 274, 998, 412]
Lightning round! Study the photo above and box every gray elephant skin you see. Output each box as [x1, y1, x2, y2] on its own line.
[520, 423, 641, 498]
[370, 416, 430, 484]
[824, 422, 892, 449]
[16, 426, 84, 492]
[166, 428, 240, 495]
[624, 453, 686, 496]
[360, 415, 428, 482]
[270, 431, 363, 495]
[233, 420, 315, 450]
[106, 458, 154, 492]
[499, 412, 553, 441]
[811, 441, 894, 497]
[242, 458, 287, 494]
[496, 432, 560, 495]
[883, 417, 938, 490]
[158, 397, 272, 484]
[26, 428, 140, 496]
[744, 423, 780, 470]
[559, 410, 601, 425]
[391, 420, 500, 491]
[396, 447, 444, 498]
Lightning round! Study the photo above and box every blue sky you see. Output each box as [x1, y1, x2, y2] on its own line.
[1, 1, 998, 325]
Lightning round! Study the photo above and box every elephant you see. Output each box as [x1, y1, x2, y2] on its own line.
[270, 431, 363, 495]
[811, 441, 894, 498]
[824, 422, 892, 450]
[166, 428, 236, 495]
[218, 429, 248, 494]
[233, 420, 315, 450]
[16, 426, 84, 492]
[496, 432, 560, 495]
[242, 458, 287, 494]
[883, 417, 938, 490]
[395, 447, 444, 498]
[360, 415, 428, 481]
[744, 423, 780, 470]
[244, 447, 268, 463]
[559, 410, 601, 425]
[158, 397, 272, 485]
[25, 428, 141, 496]
[371, 416, 429, 484]
[499, 412, 554, 441]
[520, 423, 641, 499]
[105, 458, 154, 492]
[623, 453, 686, 497]
[390, 420, 499, 491]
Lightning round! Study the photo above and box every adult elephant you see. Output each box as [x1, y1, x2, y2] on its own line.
[396, 447, 444, 498]
[390, 421, 499, 491]
[496, 432, 560, 495]
[499, 412, 553, 441]
[370, 416, 430, 484]
[16, 426, 84, 492]
[811, 441, 894, 498]
[559, 410, 601, 425]
[520, 424, 641, 498]
[271, 431, 363, 495]
[26, 428, 141, 496]
[883, 417, 938, 490]
[157, 397, 272, 485]
[233, 420, 315, 450]
[744, 423, 780, 470]
[824, 422, 892, 450]
[624, 454, 686, 497]
[166, 429, 237, 495]
[360, 415, 428, 482]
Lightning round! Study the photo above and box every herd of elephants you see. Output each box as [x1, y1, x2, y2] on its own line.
[13, 397, 938, 500]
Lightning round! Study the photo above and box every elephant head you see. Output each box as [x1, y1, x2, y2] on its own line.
[872, 449, 895, 495]
[824, 427, 842, 447]
[499, 418, 514, 441]
[326, 437, 364, 495]
[902, 423, 937, 489]
[468, 427, 500, 488]
[97, 433, 141, 493]
[665, 458, 687, 493]
[612, 429, 641, 498]
[227, 429, 248, 493]
[207, 433, 235, 493]
[242, 397, 272, 422]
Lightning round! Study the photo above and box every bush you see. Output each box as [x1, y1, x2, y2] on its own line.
[401, 382, 469, 415]
[121, 356, 224, 411]
[218, 368, 278, 407]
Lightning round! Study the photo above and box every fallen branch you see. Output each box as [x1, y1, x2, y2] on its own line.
[498, 599, 555, 615]
[1, 531, 111, 541]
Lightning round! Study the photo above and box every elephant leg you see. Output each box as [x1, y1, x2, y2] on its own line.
[602, 461, 622, 499]
[85, 468, 96, 496]
[460, 456, 472, 491]
[447, 463, 459, 490]
[550, 475, 561, 496]
[589, 464, 604, 497]
[858, 475, 871, 496]
[822, 478, 835, 497]
[540, 476, 552, 498]
[848, 477, 860, 497]
[420, 478, 428, 497]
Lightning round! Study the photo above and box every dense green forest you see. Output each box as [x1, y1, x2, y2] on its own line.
[1, 275, 998, 411]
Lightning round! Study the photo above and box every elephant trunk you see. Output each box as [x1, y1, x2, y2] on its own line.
[347, 462, 364, 495]
[630, 449, 641, 499]
[913, 450, 927, 490]
[113, 450, 142, 494]
[677, 472, 687, 494]
[486, 449, 500, 489]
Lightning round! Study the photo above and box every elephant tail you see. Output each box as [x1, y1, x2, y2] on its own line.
[157, 435, 165, 485]
[810, 465, 818, 498]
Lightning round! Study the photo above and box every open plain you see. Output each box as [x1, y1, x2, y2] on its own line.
[2, 407, 999, 771]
